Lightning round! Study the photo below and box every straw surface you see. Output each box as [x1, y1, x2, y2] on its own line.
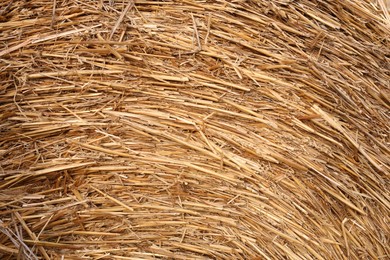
[1, 0, 389, 259]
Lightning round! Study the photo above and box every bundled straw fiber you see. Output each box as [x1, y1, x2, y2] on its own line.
[0, 0, 389, 259]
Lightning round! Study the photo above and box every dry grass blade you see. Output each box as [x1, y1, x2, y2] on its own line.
[0, 0, 389, 259]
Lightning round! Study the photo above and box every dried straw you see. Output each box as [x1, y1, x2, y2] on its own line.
[1, 0, 389, 259]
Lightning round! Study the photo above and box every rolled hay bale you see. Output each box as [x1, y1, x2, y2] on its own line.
[0, 0, 389, 259]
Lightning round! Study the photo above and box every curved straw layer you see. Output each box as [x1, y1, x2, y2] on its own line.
[0, 0, 389, 259]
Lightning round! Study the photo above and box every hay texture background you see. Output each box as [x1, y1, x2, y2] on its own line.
[0, 0, 389, 259]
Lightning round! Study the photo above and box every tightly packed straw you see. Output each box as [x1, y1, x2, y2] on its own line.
[1, 0, 389, 259]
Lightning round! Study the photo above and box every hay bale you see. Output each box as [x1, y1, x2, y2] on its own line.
[0, 0, 389, 259]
